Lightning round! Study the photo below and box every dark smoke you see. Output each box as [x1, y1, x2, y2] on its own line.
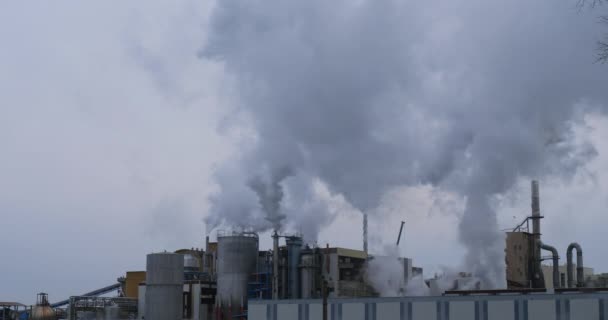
[202, 0, 608, 287]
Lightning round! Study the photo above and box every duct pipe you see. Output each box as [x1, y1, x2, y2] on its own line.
[540, 242, 560, 289]
[567, 243, 585, 288]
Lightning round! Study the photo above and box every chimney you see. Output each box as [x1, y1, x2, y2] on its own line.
[363, 213, 368, 255]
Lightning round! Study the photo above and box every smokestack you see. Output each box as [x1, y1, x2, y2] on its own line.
[272, 231, 279, 299]
[530, 180, 545, 288]
[531, 180, 540, 235]
[363, 213, 368, 255]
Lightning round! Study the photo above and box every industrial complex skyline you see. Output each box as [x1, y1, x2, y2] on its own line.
[2, 0, 608, 309]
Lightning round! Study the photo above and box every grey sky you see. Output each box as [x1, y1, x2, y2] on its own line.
[1, 0, 608, 303]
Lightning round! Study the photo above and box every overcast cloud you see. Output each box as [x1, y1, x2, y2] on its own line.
[1, 0, 608, 303]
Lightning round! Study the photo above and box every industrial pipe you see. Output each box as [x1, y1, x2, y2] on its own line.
[567, 243, 585, 288]
[540, 242, 560, 289]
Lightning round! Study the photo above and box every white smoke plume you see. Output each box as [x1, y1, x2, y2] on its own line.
[247, 166, 293, 231]
[202, 0, 608, 287]
[365, 246, 408, 297]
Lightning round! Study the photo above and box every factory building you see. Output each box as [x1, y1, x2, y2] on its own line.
[541, 264, 595, 289]
[132, 232, 421, 319]
[587, 273, 608, 287]
[505, 231, 536, 288]
[505, 181, 589, 290]
[92, 229, 416, 319]
[8, 180, 606, 320]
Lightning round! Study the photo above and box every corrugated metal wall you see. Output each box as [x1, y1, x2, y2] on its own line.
[249, 293, 608, 320]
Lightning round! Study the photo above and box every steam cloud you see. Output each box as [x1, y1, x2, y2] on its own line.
[248, 166, 293, 231]
[202, 0, 608, 287]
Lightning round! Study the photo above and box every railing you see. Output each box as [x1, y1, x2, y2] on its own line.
[68, 296, 137, 319]
[216, 230, 259, 238]
[51, 283, 121, 308]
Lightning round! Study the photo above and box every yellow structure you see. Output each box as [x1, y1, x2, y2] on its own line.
[124, 271, 146, 298]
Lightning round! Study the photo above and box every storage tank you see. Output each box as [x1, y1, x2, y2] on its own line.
[31, 293, 56, 320]
[217, 231, 259, 320]
[144, 253, 184, 320]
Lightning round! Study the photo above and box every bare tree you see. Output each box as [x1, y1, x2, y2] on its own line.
[599, 16, 608, 62]
[577, 0, 604, 9]
[578, 0, 608, 62]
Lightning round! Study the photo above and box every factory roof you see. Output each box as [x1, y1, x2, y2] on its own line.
[325, 247, 368, 259]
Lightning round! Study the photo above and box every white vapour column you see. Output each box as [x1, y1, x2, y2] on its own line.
[145, 253, 184, 320]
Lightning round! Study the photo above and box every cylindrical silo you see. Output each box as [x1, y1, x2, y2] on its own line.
[217, 231, 259, 320]
[145, 253, 184, 320]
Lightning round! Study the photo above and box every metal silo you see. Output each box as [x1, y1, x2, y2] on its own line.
[145, 253, 184, 320]
[217, 231, 258, 320]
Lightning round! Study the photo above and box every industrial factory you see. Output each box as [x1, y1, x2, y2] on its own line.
[3, 181, 608, 320]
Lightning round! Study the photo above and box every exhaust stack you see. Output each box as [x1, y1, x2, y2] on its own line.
[363, 213, 368, 255]
[531, 181, 541, 236]
[530, 180, 545, 288]
[272, 231, 279, 299]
